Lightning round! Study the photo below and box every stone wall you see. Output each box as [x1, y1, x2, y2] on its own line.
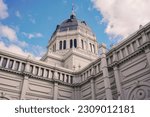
[0, 22, 150, 100]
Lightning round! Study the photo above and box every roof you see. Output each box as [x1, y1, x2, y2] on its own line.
[51, 13, 93, 38]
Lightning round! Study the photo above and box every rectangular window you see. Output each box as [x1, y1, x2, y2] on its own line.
[15, 61, 19, 70]
[2, 58, 7, 68]
[9, 60, 13, 69]
[41, 68, 44, 77]
[132, 41, 137, 51]
[21, 63, 25, 72]
[127, 45, 131, 54]
[70, 40, 73, 48]
[34, 66, 38, 75]
[138, 38, 143, 46]
[29, 65, 33, 73]
[122, 48, 126, 57]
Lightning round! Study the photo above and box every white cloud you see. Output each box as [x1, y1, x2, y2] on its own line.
[22, 32, 43, 39]
[15, 10, 21, 19]
[30, 18, 36, 24]
[0, 41, 31, 57]
[0, 0, 8, 19]
[0, 24, 17, 41]
[92, 0, 150, 40]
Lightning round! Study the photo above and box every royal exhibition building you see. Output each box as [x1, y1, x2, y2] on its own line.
[0, 12, 150, 100]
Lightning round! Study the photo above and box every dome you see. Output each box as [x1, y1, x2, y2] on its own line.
[51, 13, 94, 38]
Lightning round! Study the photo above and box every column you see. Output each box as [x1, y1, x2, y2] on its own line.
[113, 66, 124, 99]
[18, 62, 22, 71]
[136, 39, 140, 48]
[25, 62, 30, 73]
[64, 74, 67, 82]
[48, 70, 52, 79]
[120, 50, 124, 59]
[141, 32, 149, 43]
[12, 60, 16, 70]
[130, 43, 134, 53]
[38, 67, 41, 76]
[54, 71, 58, 80]
[100, 43, 113, 100]
[145, 47, 150, 67]
[68, 76, 71, 83]
[5, 58, 10, 68]
[78, 38, 81, 48]
[125, 47, 128, 56]
[90, 79, 95, 100]
[73, 87, 77, 100]
[53, 82, 58, 100]
[43, 69, 46, 77]
[20, 75, 29, 99]
[0, 57, 3, 67]
[32, 66, 35, 75]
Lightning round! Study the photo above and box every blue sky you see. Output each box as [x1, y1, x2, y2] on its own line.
[0, 0, 150, 58]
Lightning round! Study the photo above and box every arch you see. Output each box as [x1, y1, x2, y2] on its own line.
[90, 43, 92, 52]
[127, 82, 150, 100]
[70, 39, 73, 48]
[93, 44, 95, 53]
[74, 39, 77, 48]
[63, 40, 66, 49]
[59, 41, 62, 50]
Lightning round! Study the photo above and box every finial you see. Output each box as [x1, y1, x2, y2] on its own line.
[71, 0, 76, 16]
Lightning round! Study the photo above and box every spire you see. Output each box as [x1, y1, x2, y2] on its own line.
[72, 0, 75, 15]
[70, 0, 76, 19]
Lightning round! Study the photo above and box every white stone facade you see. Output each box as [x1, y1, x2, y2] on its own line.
[0, 14, 150, 100]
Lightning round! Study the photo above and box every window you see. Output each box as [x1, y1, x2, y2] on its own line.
[127, 45, 131, 54]
[70, 39, 73, 48]
[21, 63, 25, 72]
[122, 48, 126, 57]
[90, 43, 92, 52]
[2, 58, 7, 68]
[45, 69, 49, 78]
[9, 60, 13, 69]
[34, 67, 38, 75]
[93, 44, 95, 53]
[41, 68, 44, 77]
[81, 40, 84, 49]
[132, 41, 137, 51]
[15, 61, 19, 70]
[29, 65, 33, 73]
[59, 41, 62, 50]
[74, 39, 77, 48]
[63, 40, 66, 49]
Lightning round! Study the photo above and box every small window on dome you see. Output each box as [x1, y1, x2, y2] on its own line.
[59, 41, 62, 50]
[63, 40, 66, 49]
[74, 39, 77, 48]
[70, 39, 73, 48]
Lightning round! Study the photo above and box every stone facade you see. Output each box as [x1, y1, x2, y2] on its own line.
[0, 14, 150, 100]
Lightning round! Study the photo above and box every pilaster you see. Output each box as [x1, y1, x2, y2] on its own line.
[53, 82, 58, 100]
[90, 79, 95, 100]
[100, 43, 113, 100]
[20, 75, 29, 99]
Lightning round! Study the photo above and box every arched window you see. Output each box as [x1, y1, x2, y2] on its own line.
[90, 43, 92, 52]
[70, 39, 73, 48]
[63, 40, 66, 49]
[59, 41, 62, 50]
[93, 44, 95, 53]
[74, 39, 77, 48]
[81, 40, 84, 49]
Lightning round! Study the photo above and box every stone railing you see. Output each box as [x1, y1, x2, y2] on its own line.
[0, 50, 74, 85]
[106, 24, 150, 66]
[73, 58, 102, 84]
